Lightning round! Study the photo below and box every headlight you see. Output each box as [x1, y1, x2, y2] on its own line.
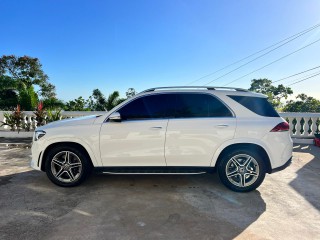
[34, 130, 46, 141]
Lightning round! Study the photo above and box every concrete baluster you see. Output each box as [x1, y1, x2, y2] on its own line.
[295, 117, 302, 137]
[287, 117, 294, 136]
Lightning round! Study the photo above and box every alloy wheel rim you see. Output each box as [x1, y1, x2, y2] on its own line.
[51, 151, 82, 183]
[225, 154, 259, 188]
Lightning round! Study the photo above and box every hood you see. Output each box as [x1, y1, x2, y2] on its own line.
[37, 115, 99, 131]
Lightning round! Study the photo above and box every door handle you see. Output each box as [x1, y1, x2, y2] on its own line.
[215, 124, 229, 128]
[150, 126, 162, 129]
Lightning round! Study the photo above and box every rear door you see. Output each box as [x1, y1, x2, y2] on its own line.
[165, 93, 236, 166]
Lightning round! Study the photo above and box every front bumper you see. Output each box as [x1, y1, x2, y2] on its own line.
[30, 140, 43, 171]
[30, 157, 41, 170]
[271, 157, 292, 174]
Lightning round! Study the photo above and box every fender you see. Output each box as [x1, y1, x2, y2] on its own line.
[210, 137, 273, 167]
[39, 136, 102, 169]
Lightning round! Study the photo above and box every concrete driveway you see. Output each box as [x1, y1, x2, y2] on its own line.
[0, 144, 319, 240]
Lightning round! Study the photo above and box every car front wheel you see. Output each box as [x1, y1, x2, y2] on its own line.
[45, 146, 91, 187]
[217, 149, 266, 192]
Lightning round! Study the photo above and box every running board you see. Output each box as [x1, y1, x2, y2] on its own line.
[94, 167, 215, 175]
[102, 171, 206, 175]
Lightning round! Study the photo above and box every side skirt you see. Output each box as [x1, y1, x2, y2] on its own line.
[94, 166, 216, 175]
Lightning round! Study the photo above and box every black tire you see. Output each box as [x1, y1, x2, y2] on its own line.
[45, 145, 92, 187]
[217, 148, 266, 192]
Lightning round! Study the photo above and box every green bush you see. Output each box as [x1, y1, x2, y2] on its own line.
[0, 105, 24, 132]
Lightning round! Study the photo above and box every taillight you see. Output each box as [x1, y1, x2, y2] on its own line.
[270, 122, 290, 132]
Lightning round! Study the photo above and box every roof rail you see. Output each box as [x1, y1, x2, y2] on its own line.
[140, 86, 249, 93]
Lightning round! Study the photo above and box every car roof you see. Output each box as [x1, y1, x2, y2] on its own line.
[137, 86, 267, 98]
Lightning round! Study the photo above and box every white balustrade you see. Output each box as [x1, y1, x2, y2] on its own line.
[0, 111, 105, 131]
[280, 113, 320, 139]
[0, 111, 319, 139]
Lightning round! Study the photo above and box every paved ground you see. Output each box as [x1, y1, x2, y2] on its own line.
[0, 144, 319, 240]
[0, 137, 32, 144]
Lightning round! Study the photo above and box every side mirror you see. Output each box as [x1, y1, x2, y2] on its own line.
[109, 112, 121, 122]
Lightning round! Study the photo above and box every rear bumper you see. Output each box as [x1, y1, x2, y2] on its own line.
[270, 157, 292, 174]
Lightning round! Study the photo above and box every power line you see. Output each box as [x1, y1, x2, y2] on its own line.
[222, 38, 320, 86]
[203, 25, 320, 86]
[287, 72, 320, 86]
[279, 69, 320, 85]
[286, 70, 320, 84]
[272, 65, 320, 83]
[186, 22, 320, 85]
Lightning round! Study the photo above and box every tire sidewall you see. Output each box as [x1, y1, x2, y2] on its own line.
[218, 148, 266, 192]
[45, 146, 90, 187]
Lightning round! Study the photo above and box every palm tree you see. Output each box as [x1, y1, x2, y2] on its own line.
[106, 91, 125, 111]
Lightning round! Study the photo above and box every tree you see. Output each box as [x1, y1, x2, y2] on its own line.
[126, 88, 136, 98]
[87, 89, 107, 111]
[64, 88, 133, 112]
[249, 79, 293, 109]
[0, 55, 56, 99]
[0, 55, 57, 111]
[283, 94, 320, 112]
[64, 97, 90, 111]
[87, 88, 129, 111]
[43, 97, 65, 110]
[0, 76, 18, 110]
[19, 86, 38, 110]
[106, 91, 124, 111]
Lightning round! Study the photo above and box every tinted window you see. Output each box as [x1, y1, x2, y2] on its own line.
[118, 94, 174, 120]
[228, 95, 279, 117]
[174, 94, 233, 118]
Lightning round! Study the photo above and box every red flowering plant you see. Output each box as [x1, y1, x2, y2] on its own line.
[34, 101, 47, 127]
[0, 105, 25, 132]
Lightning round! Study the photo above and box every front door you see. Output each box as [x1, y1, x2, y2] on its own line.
[99, 94, 171, 166]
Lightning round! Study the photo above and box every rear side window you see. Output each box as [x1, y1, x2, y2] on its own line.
[228, 95, 279, 117]
[174, 94, 233, 118]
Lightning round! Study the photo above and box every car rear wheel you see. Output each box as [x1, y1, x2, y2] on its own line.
[217, 149, 266, 192]
[45, 146, 91, 187]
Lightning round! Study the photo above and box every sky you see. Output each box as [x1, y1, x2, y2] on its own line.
[0, 0, 320, 101]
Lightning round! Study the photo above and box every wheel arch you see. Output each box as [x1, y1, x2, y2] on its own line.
[41, 142, 94, 171]
[214, 143, 272, 174]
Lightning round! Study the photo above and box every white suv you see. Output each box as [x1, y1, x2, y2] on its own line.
[31, 86, 293, 192]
